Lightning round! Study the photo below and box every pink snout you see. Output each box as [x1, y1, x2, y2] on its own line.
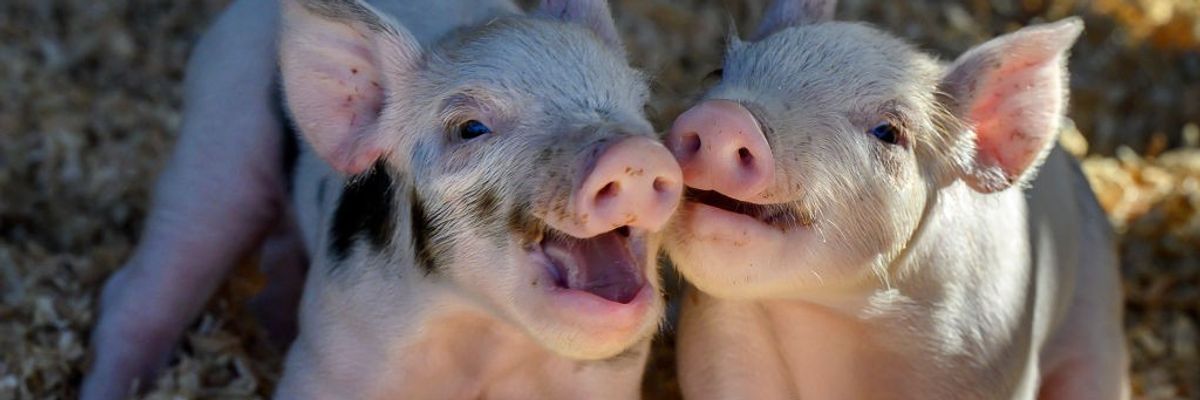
[666, 100, 775, 201]
[570, 136, 683, 237]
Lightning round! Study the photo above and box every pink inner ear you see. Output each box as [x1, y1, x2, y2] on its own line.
[968, 55, 1064, 182]
[941, 19, 1081, 192]
[281, 16, 388, 175]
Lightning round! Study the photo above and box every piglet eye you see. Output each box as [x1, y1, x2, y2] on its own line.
[701, 68, 724, 87]
[706, 68, 724, 80]
[458, 120, 492, 141]
[868, 123, 901, 145]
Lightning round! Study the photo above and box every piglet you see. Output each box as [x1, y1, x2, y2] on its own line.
[83, 0, 681, 399]
[663, 1, 1128, 399]
[82, 1, 302, 399]
[276, 0, 681, 398]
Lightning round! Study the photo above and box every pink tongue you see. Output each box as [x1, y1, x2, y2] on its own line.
[545, 232, 645, 304]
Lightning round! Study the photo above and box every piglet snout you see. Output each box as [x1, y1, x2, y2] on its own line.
[574, 136, 682, 236]
[667, 100, 774, 201]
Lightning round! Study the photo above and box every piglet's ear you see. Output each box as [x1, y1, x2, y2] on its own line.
[940, 18, 1083, 193]
[536, 0, 623, 52]
[280, 0, 421, 175]
[753, 0, 837, 40]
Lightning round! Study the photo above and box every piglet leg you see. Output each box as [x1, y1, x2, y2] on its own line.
[81, 1, 287, 399]
[249, 208, 308, 348]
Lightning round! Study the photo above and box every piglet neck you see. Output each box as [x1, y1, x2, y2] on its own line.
[882, 181, 1032, 306]
[773, 185, 945, 315]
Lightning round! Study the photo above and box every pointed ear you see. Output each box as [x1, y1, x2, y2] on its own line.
[535, 0, 623, 52]
[753, 0, 837, 40]
[939, 18, 1083, 193]
[279, 0, 422, 175]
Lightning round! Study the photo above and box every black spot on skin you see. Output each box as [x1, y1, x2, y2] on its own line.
[328, 162, 395, 266]
[410, 188, 438, 275]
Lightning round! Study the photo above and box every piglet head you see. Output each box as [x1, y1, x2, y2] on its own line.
[280, 0, 680, 360]
[663, 0, 1082, 300]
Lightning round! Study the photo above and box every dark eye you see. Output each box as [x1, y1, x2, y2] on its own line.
[868, 123, 901, 145]
[701, 68, 723, 87]
[458, 120, 492, 141]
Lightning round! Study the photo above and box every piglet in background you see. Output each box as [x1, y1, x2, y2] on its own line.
[83, 1, 302, 398]
[664, 0, 1128, 398]
[83, 0, 682, 398]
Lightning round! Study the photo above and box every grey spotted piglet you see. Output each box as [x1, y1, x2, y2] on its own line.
[277, 0, 682, 397]
[663, 1, 1128, 399]
[84, 0, 681, 399]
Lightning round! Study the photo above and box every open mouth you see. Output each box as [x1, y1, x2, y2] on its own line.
[686, 188, 814, 231]
[533, 226, 647, 304]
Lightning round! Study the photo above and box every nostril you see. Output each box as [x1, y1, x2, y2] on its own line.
[616, 226, 630, 237]
[738, 147, 754, 166]
[652, 177, 670, 193]
[681, 132, 701, 155]
[596, 181, 621, 201]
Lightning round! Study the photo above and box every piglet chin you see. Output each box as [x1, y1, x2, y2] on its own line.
[540, 229, 647, 304]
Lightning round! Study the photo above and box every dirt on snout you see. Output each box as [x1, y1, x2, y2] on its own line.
[1, 0, 1198, 399]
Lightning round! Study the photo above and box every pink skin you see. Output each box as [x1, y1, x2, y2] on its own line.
[518, 135, 681, 333]
[555, 136, 683, 238]
[667, 100, 774, 202]
[666, 102, 828, 297]
[537, 264, 656, 339]
[687, 202, 787, 246]
[530, 135, 680, 329]
[666, 100, 810, 285]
